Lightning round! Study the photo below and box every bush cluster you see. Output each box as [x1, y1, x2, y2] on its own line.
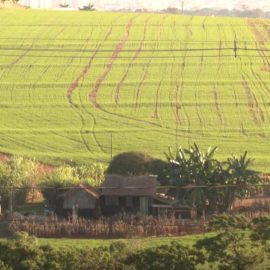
[0, 229, 269, 270]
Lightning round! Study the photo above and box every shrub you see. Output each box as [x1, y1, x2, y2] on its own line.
[127, 241, 204, 270]
[209, 215, 250, 231]
[251, 216, 270, 242]
[195, 231, 267, 270]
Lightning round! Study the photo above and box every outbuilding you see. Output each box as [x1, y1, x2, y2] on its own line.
[61, 184, 100, 218]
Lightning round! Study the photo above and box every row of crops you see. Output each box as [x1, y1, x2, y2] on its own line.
[0, 10, 270, 171]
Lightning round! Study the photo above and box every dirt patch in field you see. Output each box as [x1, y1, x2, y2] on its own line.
[242, 76, 265, 124]
[89, 19, 133, 107]
[152, 79, 163, 119]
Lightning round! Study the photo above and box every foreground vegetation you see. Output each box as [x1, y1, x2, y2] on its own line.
[0, 10, 270, 171]
[1, 215, 270, 270]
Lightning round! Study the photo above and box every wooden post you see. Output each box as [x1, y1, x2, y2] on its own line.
[8, 188, 13, 219]
[0, 195, 2, 216]
[234, 37, 237, 58]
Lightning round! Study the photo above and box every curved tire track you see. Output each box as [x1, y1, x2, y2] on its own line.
[114, 16, 151, 104]
[89, 19, 133, 108]
[66, 26, 113, 153]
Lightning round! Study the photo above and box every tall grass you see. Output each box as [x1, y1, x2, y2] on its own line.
[9, 215, 206, 238]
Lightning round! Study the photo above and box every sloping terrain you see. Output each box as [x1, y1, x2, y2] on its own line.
[0, 10, 269, 171]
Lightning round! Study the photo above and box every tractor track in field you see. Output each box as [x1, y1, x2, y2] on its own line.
[213, 86, 223, 124]
[194, 16, 209, 130]
[171, 16, 193, 127]
[66, 25, 114, 153]
[66, 26, 113, 102]
[242, 75, 265, 125]
[85, 14, 169, 147]
[233, 27, 248, 136]
[133, 62, 150, 111]
[178, 16, 195, 139]
[133, 15, 168, 113]
[3, 26, 84, 148]
[194, 41, 204, 128]
[248, 20, 270, 71]
[245, 20, 270, 125]
[212, 28, 224, 125]
[248, 58, 270, 124]
[4, 47, 31, 67]
[85, 15, 169, 130]
[262, 21, 270, 72]
[153, 77, 163, 119]
[237, 23, 265, 129]
[114, 16, 151, 105]
[169, 20, 181, 125]
[89, 17, 136, 107]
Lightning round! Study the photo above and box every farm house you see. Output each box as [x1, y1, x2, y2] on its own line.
[57, 175, 197, 219]
[100, 174, 159, 216]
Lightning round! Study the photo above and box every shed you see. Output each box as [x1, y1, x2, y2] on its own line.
[100, 174, 159, 216]
[61, 184, 100, 218]
[152, 193, 197, 219]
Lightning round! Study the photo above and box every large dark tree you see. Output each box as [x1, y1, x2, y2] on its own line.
[107, 152, 154, 176]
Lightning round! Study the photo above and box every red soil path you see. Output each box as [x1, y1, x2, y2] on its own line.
[66, 27, 113, 102]
[89, 19, 133, 107]
[114, 17, 150, 104]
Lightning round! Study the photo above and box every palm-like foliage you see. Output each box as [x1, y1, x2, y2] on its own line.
[165, 144, 224, 213]
[164, 145, 261, 215]
[220, 152, 261, 211]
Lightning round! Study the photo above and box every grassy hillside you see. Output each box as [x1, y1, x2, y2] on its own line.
[0, 10, 270, 171]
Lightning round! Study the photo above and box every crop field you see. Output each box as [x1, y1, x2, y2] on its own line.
[0, 10, 270, 171]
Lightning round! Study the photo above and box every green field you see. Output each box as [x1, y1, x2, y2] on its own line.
[0, 10, 270, 171]
[38, 233, 215, 249]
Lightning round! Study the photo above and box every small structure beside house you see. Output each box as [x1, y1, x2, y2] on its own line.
[152, 193, 197, 219]
[100, 174, 159, 216]
[61, 184, 100, 218]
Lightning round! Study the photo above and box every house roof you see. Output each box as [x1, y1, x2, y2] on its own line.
[101, 174, 159, 197]
[61, 184, 100, 200]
